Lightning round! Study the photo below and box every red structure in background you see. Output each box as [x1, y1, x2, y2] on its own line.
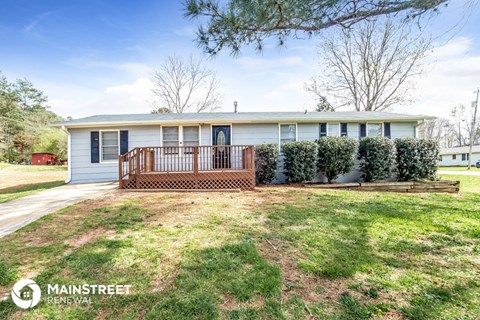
[32, 152, 58, 165]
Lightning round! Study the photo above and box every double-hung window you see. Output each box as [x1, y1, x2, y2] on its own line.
[162, 126, 200, 154]
[367, 123, 383, 137]
[101, 131, 119, 162]
[327, 123, 340, 136]
[280, 124, 297, 145]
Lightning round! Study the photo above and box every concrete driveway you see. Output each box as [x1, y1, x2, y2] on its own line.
[0, 182, 118, 238]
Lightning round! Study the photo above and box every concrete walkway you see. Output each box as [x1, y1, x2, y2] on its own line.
[438, 170, 480, 176]
[0, 182, 118, 238]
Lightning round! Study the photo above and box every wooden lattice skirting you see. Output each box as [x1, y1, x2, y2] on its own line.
[121, 171, 255, 191]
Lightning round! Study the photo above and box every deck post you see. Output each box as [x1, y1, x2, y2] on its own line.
[135, 148, 140, 189]
[118, 154, 123, 189]
[193, 146, 199, 188]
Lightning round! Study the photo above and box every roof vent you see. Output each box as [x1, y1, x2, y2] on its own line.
[234, 101, 238, 113]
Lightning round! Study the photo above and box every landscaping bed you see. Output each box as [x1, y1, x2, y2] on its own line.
[304, 180, 460, 193]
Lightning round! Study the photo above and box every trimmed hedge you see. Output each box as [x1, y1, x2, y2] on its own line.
[317, 136, 358, 183]
[358, 137, 396, 182]
[254, 144, 279, 184]
[282, 141, 318, 183]
[395, 138, 439, 181]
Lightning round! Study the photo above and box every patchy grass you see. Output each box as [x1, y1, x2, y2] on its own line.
[0, 164, 66, 203]
[0, 186, 479, 319]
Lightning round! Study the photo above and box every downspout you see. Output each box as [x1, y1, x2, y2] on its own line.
[61, 125, 72, 183]
[414, 119, 426, 138]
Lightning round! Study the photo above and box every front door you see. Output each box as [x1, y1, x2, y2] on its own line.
[212, 125, 231, 169]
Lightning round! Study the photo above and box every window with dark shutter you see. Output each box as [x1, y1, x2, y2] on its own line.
[359, 123, 366, 138]
[91, 131, 100, 163]
[319, 123, 327, 137]
[384, 123, 391, 139]
[120, 130, 128, 155]
[340, 123, 348, 137]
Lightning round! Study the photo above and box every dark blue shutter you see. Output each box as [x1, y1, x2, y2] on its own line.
[120, 130, 129, 155]
[319, 123, 327, 137]
[359, 123, 366, 138]
[340, 123, 348, 137]
[384, 123, 391, 139]
[91, 131, 99, 163]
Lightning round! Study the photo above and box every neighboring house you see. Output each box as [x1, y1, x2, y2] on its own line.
[438, 145, 480, 167]
[31, 152, 58, 165]
[54, 111, 433, 187]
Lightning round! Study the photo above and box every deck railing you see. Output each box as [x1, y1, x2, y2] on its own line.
[119, 145, 255, 189]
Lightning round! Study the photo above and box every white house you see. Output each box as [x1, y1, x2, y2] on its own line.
[54, 111, 434, 189]
[439, 145, 480, 167]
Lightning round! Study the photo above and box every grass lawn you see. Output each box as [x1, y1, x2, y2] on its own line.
[438, 166, 480, 171]
[0, 176, 478, 319]
[0, 164, 67, 203]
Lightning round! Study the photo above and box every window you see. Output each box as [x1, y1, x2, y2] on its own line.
[183, 126, 199, 146]
[452, 154, 456, 160]
[439, 155, 443, 162]
[101, 131, 119, 162]
[319, 123, 327, 137]
[462, 153, 469, 161]
[162, 127, 179, 147]
[162, 126, 200, 153]
[327, 123, 340, 136]
[280, 124, 296, 145]
[367, 123, 383, 137]
[340, 123, 348, 137]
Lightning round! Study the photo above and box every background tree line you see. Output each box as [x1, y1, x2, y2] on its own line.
[0, 72, 67, 163]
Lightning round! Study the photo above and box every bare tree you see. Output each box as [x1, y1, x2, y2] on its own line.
[418, 118, 456, 148]
[304, 78, 336, 112]
[152, 55, 221, 113]
[309, 19, 431, 111]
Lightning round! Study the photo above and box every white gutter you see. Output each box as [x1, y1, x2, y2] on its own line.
[61, 125, 72, 184]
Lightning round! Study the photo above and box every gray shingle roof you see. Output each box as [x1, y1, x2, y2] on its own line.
[440, 145, 480, 155]
[54, 111, 434, 128]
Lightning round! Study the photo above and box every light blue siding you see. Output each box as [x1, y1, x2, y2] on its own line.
[69, 121, 419, 184]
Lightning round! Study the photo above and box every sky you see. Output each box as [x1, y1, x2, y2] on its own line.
[0, 1, 479, 119]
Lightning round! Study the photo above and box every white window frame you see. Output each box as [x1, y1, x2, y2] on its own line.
[278, 123, 298, 150]
[366, 122, 384, 137]
[99, 130, 120, 164]
[326, 122, 341, 137]
[161, 125, 201, 155]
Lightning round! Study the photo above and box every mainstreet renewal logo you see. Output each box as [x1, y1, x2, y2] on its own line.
[11, 279, 41, 309]
[11, 279, 131, 309]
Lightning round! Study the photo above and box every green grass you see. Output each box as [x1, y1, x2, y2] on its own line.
[0, 184, 479, 319]
[439, 174, 480, 193]
[0, 163, 67, 203]
[438, 166, 480, 171]
[0, 181, 65, 203]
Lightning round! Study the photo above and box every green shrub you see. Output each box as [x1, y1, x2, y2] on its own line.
[282, 141, 318, 183]
[254, 144, 279, 184]
[395, 138, 439, 181]
[317, 137, 358, 183]
[358, 137, 396, 182]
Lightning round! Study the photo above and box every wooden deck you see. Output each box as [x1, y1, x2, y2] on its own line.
[119, 145, 255, 190]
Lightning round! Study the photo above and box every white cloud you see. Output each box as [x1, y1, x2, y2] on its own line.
[397, 37, 480, 118]
[48, 78, 155, 118]
[235, 56, 303, 69]
[64, 58, 152, 78]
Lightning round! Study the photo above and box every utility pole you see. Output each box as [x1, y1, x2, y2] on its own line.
[467, 88, 479, 169]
